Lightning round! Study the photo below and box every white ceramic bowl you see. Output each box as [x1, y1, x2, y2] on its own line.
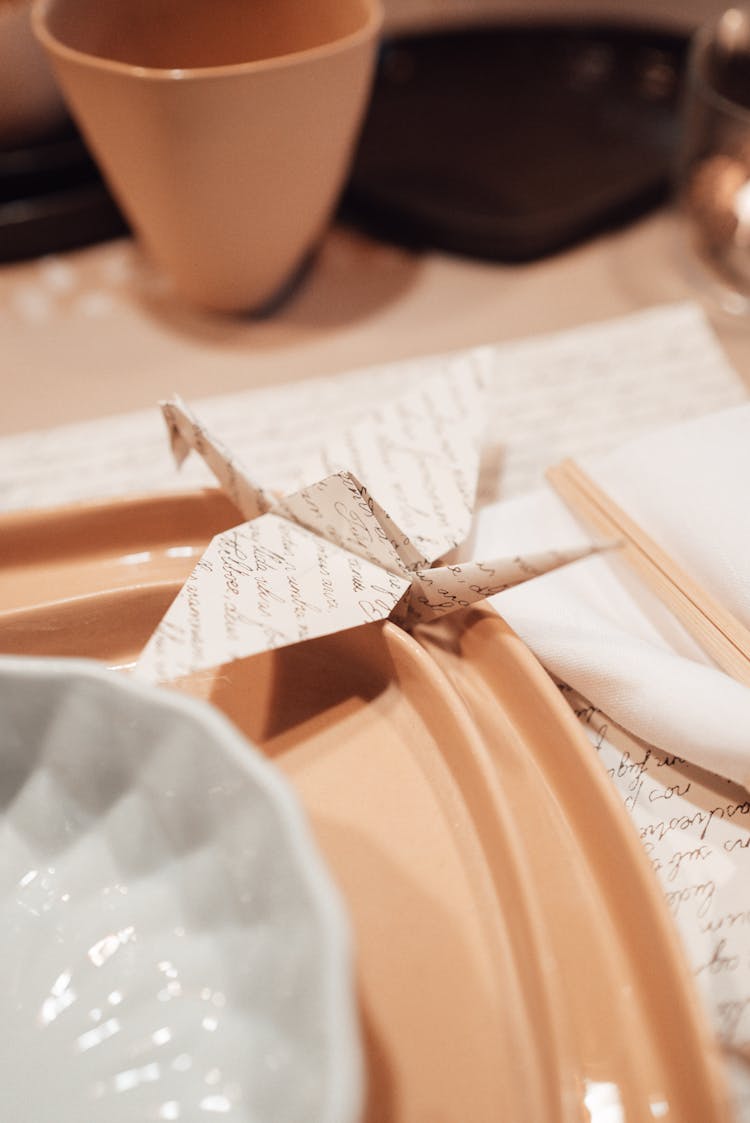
[0, 656, 361, 1122]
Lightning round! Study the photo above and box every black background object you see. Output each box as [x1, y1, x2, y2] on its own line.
[0, 122, 127, 263]
[0, 23, 688, 266]
[342, 23, 688, 262]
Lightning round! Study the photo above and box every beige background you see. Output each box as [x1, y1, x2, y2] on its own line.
[3, 206, 750, 438]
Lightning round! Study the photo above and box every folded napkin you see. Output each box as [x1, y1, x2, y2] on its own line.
[474, 403, 750, 789]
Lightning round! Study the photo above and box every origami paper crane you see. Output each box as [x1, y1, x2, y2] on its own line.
[136, 362, 602, 682]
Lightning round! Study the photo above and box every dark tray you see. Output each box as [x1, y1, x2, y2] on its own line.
[343, 23, 688, 261]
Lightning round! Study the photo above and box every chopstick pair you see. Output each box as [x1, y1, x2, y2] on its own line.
[547, 458, 750, 690]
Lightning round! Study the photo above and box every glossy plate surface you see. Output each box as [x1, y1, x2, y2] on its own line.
[0, 654, 360, 1122]
[0, 489, 733, 1121]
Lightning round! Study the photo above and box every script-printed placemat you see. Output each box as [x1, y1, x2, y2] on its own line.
[1, 302, 746, 513]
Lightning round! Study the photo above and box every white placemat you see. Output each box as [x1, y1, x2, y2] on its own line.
[1, 302, 746, 512]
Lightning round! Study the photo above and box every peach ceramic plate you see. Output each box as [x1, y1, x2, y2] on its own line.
[0, 488, 241, 664]
[0, 489, 732, 1121]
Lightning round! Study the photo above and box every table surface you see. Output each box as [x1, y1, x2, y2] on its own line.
[4, 201, 750, 1121]
[3, 205, 750, 438]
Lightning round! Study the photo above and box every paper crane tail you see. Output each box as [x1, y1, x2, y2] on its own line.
[394, 542, 609, 626]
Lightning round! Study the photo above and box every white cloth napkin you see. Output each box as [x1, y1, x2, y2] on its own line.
[474, 403, 750, 789]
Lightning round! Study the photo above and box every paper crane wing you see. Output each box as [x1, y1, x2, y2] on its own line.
[135, 505, 410, 682]
[303, 354, 489, 565]
[160, 353, 489, 565]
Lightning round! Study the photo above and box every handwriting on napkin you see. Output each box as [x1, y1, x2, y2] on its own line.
[137, 370, 605, 682]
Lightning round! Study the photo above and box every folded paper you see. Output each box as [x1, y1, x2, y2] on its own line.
[136, 371, 606, 682]
[162, 397, 271, 521]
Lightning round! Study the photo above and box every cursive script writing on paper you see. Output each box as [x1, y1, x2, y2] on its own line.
[565, 684, 750, 1055]
[301, 356, 491, 563]
[273, 471, 422, 573]
[400, 546, 604, 625]
[136, 369, 608, 683]
[161, 396, 272, 520]
[137, 511, 410, 681]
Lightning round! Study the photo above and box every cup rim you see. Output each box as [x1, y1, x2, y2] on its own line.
[31, 0, 383, 80]
[688, 5, 750, 123]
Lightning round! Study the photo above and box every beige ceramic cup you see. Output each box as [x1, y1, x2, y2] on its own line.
[32, 0, 382, 311]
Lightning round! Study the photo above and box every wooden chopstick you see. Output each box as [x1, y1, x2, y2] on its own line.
[547, 458, 750, 689]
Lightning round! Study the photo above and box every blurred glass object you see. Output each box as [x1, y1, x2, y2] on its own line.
[677, 6, 750, 312]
